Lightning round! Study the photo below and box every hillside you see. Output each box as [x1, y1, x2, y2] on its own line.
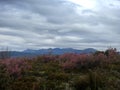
[0, 48, 120, 90]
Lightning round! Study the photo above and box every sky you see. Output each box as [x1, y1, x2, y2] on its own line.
[0, 0, 120, 51]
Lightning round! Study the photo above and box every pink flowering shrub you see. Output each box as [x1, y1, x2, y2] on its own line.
[1, 58, 31, 78]
[61, 53, 94, 71]
[61, 48, 119, 71]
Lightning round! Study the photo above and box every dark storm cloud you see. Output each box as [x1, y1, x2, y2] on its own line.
[0, 0, 120, 50]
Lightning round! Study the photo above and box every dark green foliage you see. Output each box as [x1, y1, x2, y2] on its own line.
[88, 70, 105, 90]
[72, 75, 89, 90]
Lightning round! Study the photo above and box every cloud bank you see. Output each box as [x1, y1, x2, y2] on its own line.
[0, 0, 120, 51]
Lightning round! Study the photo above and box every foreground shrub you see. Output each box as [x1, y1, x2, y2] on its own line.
[72, 75, 89, 90]
[1, 58, 31, 78]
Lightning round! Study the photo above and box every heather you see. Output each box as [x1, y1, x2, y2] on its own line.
[0, 48, 120, 90]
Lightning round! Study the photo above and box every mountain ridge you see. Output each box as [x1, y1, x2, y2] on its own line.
[9, 48, 97, 57]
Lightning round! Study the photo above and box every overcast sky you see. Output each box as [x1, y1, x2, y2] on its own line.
[0, 0, 120, 51]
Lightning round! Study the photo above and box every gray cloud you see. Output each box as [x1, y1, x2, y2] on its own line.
[0, 0, 120, 51]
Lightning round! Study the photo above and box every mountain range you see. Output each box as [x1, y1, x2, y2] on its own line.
[8, 48, 97, 57]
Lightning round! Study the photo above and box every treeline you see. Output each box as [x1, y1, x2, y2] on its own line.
[0, 48, 120, 90]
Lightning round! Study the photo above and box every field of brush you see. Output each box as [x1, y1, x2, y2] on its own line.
[0, 48, 120, 90]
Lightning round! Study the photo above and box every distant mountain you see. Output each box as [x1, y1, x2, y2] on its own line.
[7, 48, 97, 57]
[82, 48, 97, 53]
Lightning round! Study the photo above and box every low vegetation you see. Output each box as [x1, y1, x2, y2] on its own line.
[0, 48, 120, 90]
